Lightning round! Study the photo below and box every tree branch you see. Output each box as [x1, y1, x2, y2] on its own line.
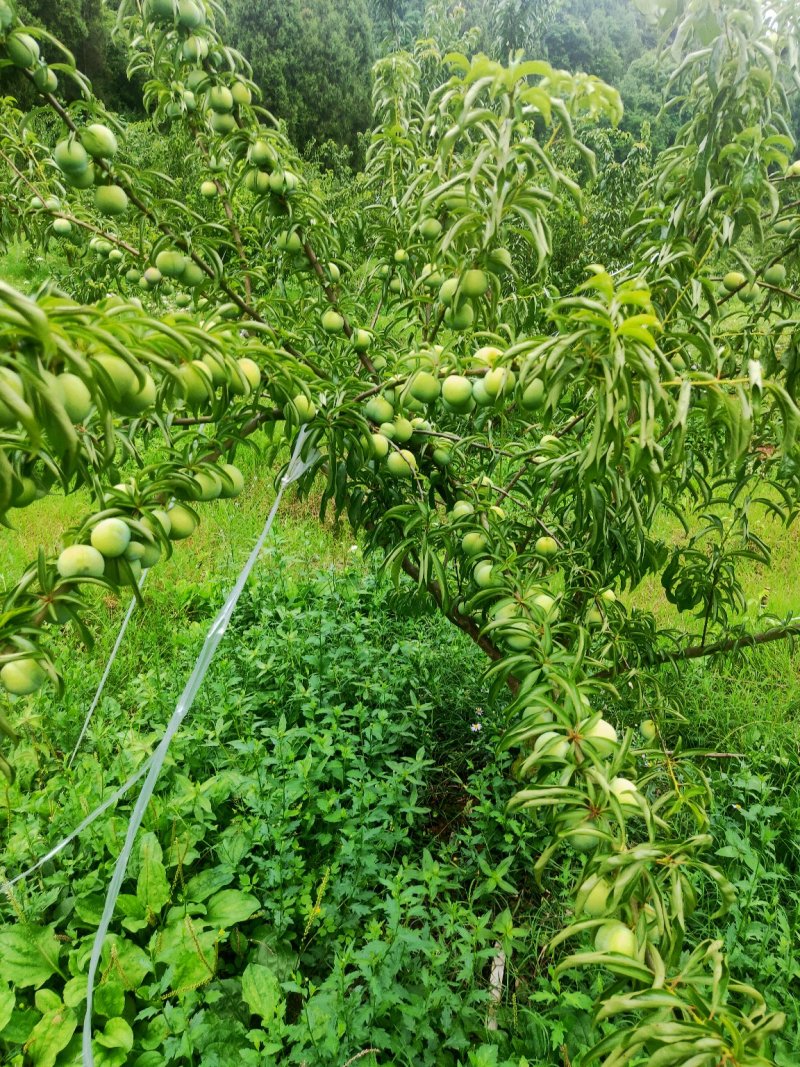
[300, 236, 378, 379]
[31, 82, 280, 328]
[171, 406, 283, 427]
[596, 619, 800, 679]
[0, 153, 140, 257]
[194, 135, 253, 303]
[400, 556, 519, 692]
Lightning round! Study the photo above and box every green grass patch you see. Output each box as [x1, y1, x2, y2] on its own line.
[0, 240, 67, 292]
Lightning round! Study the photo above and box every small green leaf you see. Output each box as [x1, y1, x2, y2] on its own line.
[101, 935, 152, 991]
[34, 988, 61, 1014]
[63, 975, 87, 1008]
[95, 1016, 134, 1052]
[0, 981, 14, 1032]
[136, 832, 170, 915]
[205, 889, 260, 927]
[95, 980, 125, 1020]
[25, 1006, 77, 1067]
[183, 866, 234, 902]
[241, 962, 283, 1026]
[0, 925, 62, 988]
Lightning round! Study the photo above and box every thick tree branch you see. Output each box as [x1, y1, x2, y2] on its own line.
[400, 556, 519, 693]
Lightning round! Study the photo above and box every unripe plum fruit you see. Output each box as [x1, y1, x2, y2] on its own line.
[0, 657, 46, 695]
[167, 503, 197, 540]
[90, 517, 131, 558]
[57, 544, 105, 579]
[595, 922, 637, 958]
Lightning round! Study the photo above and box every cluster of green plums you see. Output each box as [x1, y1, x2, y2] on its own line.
[196, 111, 299, 205]
[356, 347, 548, 487]
[240, 138, 300, 206]
[161, 66, 249, 123]
[0, 360, 98, 509]
[0, 347, 260, 509]
[518, 701, 656, 960]
[374, 239, 513, 321]
[364, 345, 548, 434]
[0, 460, 245, 699]
[202, 81, 252, 135]
[144, 0, 206, 30]
[131, 248, 207, 293]
[142, 0, 255, 126]
[2, 14, 58, 94]
[372, 224, 510, 298]
[720, 255, 790, 302]
[198, 137, 299, 209]
[49, 123, 129, 218]
[510, 703, 666, 962]
[28, 194, 75, 238]
[84, 240, 203, 302]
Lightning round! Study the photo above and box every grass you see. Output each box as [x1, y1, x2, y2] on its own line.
[0, 435, 356, 592]
[630, 492, 800, 625]
[0, 241, 68, 292]
[2, 419, 800, 755]
[0, 428, 359, 753]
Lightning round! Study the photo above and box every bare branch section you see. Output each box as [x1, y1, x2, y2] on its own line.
[400, 557, 519, 693]
[597, 619, 800, 680]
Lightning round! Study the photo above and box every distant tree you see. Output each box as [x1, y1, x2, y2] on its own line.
[1, 0, 142, 113]
[368, 0, 675, 153]
[538, 0, 682, 150]
[542, 0, 651, 86]
[369, 0, 561, 61]
[367, 0, 425, 44]
[225, 0, 375, 158]
[475, 0, 564, 58]
[618, 51, 679, 154]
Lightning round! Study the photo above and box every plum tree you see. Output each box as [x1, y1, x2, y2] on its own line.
[0, 0, 797, 1062]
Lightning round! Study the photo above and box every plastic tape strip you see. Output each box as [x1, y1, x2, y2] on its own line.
[67, 569, 149, 768]
[82, 432, 315, 1064]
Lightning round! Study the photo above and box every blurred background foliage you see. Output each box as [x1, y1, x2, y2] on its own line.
[0, 0, 691, 163]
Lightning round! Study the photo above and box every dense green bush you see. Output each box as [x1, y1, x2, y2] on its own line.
[0, 565, 574, 1065]
[3, 562, 798, 1063]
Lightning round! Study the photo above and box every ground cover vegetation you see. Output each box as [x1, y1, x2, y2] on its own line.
[0, 0, 799, 1064]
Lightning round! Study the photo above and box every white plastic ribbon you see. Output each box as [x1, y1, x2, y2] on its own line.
[67, 569, 148, 768]
[82, 432, 315, 1064]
